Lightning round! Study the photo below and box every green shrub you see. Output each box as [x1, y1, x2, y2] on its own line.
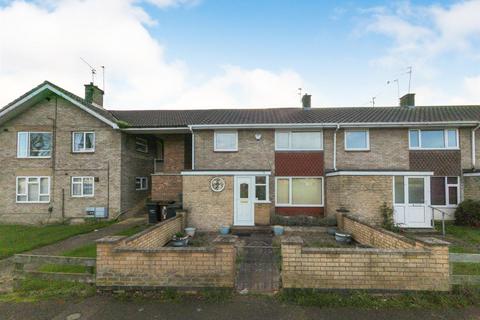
[380, 202, 399, 232]
[455, 199, 480, 227]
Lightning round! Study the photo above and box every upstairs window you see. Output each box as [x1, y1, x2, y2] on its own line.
[135, 137, 149, 153]
[344, 129, 369, 151]
[214, 130, 238, 151]
[17, 132, 52, 158]
[72, 132, 95, 153]
[135, 177, 148, 190]
[275, 131, 323, 150]
[409, 129, 458, 149]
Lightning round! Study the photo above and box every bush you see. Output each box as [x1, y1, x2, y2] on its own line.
[455, 199, 480, 227]
[380, 202, 399, 232]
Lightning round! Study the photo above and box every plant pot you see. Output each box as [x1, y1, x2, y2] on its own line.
[327, 227, 337, 236]
[272, 225, 284, 236]
[171, 236, 189, 247]
[219, 226, 230, 235]
[185, 227, 196, 237]
[335, 232, 352, 244]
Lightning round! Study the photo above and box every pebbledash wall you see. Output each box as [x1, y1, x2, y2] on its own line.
[96, 214, 238, 289]
[281, 213, 450, 291]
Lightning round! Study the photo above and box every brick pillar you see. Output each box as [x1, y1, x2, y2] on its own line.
[281, 236, 303, 288]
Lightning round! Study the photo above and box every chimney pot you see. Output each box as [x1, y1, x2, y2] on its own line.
[399, 93, 415, 107]
[302, 94, 311, 109]
[84, 82, 104, 107]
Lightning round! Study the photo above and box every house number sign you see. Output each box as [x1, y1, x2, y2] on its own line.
[210, 177, 225, 192]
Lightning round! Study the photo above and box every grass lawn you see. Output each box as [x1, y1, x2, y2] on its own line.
[452, 262, 480, 275]
[0, 220, 115, 259]
[0, 277, 95, 302]
[435, 223, 480, 253]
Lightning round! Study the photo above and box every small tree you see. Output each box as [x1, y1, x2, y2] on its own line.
[380, 202, 399, 232]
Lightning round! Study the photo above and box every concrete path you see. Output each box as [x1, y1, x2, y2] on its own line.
[1, 295, 479, 320]
[235, 234, 280, 294]
[0, 217, 146, 293]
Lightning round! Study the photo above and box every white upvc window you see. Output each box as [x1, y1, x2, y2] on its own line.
[275, 177, 324, 207]
[135, 137, 149, 153]
[17, 132, 52, 158]
[214, 130, 238, 152]
[409, 129, 459, 150]
[344, 129, 370, 151]
[254, 176, 269, 203]
[72, 132, 95, 153]
[16, 176, 50, 203]
[71, 177, 94, 197]
[275, 130, 323, 150]
[135, 177, 148, 191]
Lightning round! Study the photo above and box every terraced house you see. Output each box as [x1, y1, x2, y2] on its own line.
[1, 81, 480, 229]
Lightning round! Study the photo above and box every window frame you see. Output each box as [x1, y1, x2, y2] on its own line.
[17, 132, 53, 158]
[274, 130, 323, 151]
[72, 132, 95, 153]
[274, 176, 324, 207]
[214, 130, 238, 152]
[408, 129, 459, 150]
[16, 176, 51, 203]
[135, 177, 148, 191]
[254, 176, 270, 203]
[71, 176, 95, 198]
[344, 129, 370, 151]
[135, 137, 149, 153]
[430, 176, 460, 207]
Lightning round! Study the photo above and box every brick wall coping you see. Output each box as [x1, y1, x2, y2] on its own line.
[281, 236, 303, 245]
[123, 215, 183, 245]
[96, 235, 126, 244]
[115, 246, 216, 254]
[301, 247, 431, 256]
[343, 213, 449, 248]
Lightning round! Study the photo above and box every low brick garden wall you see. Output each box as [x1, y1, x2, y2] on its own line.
[96, 214, 237, 289]
[281, 214, 450, 291]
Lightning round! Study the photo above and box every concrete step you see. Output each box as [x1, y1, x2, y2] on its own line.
[231, 226, 272, 236]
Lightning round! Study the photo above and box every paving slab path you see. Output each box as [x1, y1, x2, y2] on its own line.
[0, 217, 147, 293]
[235, 233, 280, 294]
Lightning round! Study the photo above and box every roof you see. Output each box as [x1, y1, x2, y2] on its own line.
[110, 105, 480, 128]
[0, 81, 118, 127]
[2, 81, 480, 129]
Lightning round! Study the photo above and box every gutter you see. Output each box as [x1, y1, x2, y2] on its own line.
[472, 123, 480, 169]
[333, 124, 340, 171]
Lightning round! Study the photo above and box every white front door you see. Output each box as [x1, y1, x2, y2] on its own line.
[393, 176, 432, 228]
[234, 176, 255, 226]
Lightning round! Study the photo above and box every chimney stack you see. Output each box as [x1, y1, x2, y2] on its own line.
[84, 82, 104, 107]
[302, 94, 311, 109]
[399, 93, 415, 107]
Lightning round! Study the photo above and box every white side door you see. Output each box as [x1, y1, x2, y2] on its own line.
[234, 176, 255, 226]
[393, 176, 432, 228]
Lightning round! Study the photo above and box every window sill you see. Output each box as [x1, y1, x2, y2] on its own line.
[136, 189, 149, 191]
[72, 196, 94, 198]
[17, 157, 52, 159]
[213, 150, 238, 153]
[16, 201, 50, 204]
[344, 149, 370, 152]
[409, 148, 460, 151]
[254, 201, 271, 204]
[72, 151, 95, 154]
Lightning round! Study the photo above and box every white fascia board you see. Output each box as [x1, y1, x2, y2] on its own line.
[188, 121, 479, 130]
[463, 172, 480, 177]
[0, 84, 119, 129]
[121, 127, 190, 134]
[181, 171, 272, 176]
[326, 171, 434, 177]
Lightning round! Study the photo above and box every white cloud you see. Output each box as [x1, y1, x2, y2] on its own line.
[360, 0, 480, 105]
[0, 0, 307, 109]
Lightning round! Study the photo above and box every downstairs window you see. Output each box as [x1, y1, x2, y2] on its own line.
[431, 176, 459, 206]
[275, 177, 323, 206]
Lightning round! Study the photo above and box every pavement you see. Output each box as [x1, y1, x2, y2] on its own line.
[1, 295, 479, 320]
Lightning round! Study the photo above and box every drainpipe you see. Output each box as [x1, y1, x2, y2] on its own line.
[333, 124, 340, 171]
[472, 123, 480, 170]
[189, 125, 195, 170]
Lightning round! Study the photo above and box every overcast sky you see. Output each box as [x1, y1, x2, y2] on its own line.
[1, 0, 480, 109]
